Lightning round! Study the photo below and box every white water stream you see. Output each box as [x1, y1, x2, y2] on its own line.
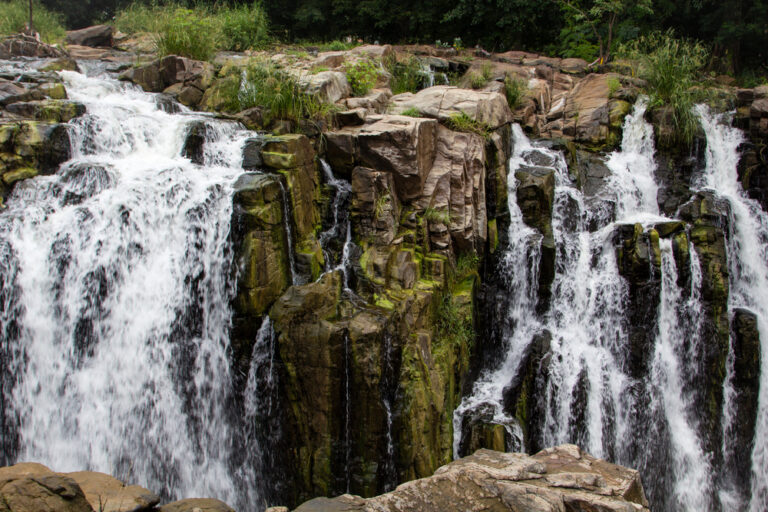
[0, 69, 262, 508]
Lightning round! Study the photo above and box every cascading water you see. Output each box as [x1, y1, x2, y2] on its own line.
[318, 159, 353, 290]
[696, 105, 768, 512]
[455, 99, 723, 511]
[0, 68, 263, 509]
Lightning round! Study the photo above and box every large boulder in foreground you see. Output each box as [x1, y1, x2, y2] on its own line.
[0, 463, 92, 512]
[389, 86, 513, 129]
[291, 445, 650, 512]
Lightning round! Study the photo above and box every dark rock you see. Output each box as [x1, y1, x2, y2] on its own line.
[242, 137, 265, 169]
[5, 100, 86, 122]
[725, 308, 761, 499]
[181, 121, 207, 165]
[65, 25, 113, 48]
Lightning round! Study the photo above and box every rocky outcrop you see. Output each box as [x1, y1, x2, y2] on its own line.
[289, 445, 649, 512]
[327, 115, 489, 253]
[65, 25, 113, 48]
[0, 35, 67, 59]
[389, 86, 513, 129]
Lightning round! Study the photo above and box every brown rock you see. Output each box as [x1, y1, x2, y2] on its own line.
[159, 498, 235, 512]
[64, 471, 159, 512]
[0, 462, 93, 512]
[389, 86, 513, 129]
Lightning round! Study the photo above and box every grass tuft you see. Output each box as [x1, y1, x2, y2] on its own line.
[445, 111, 490, 137]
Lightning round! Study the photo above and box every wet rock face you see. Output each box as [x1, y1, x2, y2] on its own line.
[614, 223, 661, 379]
[726, 308, 761, 498]
[290, 445, 650, 512]
[0, 121, 71, 200]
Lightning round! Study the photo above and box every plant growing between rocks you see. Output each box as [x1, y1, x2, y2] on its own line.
[504, 76, 526, 110]
[445, 111, 490, 137]
[345, 59, 380, 96]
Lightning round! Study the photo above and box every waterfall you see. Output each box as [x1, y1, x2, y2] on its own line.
[0, 70, 261, 509]
[696, 105, 768, 512]
[455, 100, 721, 511]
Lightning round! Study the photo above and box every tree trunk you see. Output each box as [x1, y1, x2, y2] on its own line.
[28, 0, 34, 32]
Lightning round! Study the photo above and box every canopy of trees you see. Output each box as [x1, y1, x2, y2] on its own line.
[34, 0, 768, 75]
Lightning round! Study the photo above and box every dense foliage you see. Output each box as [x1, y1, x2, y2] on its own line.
[2, 0, 767, 78]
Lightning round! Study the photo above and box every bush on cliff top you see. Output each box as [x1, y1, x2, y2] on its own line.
[619, 30, 709, 146]
[0, 0, 66, 43]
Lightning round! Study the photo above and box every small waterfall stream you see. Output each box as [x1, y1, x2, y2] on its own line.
[0, 68, 262, 509]
[696, 106, 768, 512]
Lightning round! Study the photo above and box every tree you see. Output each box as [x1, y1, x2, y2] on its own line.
[558, 0, 652, 64]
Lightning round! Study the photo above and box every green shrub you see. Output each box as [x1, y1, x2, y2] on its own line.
[504, 76, 526, 109]
[619, 30, 709, 146]
[445, 111, 490, 137]
[0, 0, 66, 43]
[155, 7, 219, 60]
[384, 55, 426, 94]
[400, 107, 421, 117]
[237, 60, 336, 123]
[219, 3, 269, 51]
[345, 59, 379, 96]
[468, 72, 488, 89]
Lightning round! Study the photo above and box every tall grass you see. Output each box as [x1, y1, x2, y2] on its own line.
[0, 0, 66, 43]
[114, 1, 270, 59]
[233, 60, 337, 123]
[384, 55, 426, 94]
[155, 7, 219, 60]
[619, 30, 709, 146]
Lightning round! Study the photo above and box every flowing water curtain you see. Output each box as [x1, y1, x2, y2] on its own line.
[0, 69, 265, 510]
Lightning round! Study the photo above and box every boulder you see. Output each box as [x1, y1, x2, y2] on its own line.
[0, 34, 67, 59]
[65, 25, 113, 48]
[0, 462, 93, 512]
[289, 446, 650, 512]
[64, 471, 160, 512]
[300, 71, 351, 103]
[560, 74, 627, 147]
[159, 498, 235, 512]
[342, 89, 392, 115]
[389, 86, 513, 129]
[181, 121, 207, 165]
